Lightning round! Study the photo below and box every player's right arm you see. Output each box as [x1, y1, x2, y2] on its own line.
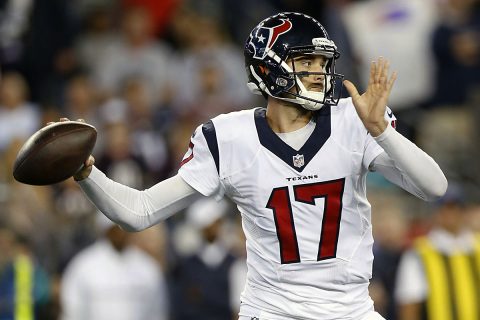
[73, 121, 220, 232]
[75, 165, 203, 231]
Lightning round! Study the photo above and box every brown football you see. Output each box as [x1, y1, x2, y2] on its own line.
[13, 121, 97, 185]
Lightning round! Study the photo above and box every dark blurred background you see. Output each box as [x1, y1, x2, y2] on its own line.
[0, 0, 479, 319]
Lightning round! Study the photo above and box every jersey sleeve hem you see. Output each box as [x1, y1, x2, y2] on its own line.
[178, 168, 216, 197]
[365, 148, 384, 171]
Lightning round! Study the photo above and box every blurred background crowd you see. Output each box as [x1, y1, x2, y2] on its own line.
[0, 0, 479, 319]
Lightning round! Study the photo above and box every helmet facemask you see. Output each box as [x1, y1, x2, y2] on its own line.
[281, 46, 340, 110]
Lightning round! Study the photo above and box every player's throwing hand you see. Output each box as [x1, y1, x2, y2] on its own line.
[343, 57, 397, 137]
[47, 117, 95, 181]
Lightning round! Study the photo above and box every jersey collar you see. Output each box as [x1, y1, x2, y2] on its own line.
[254, 106, 331, 172]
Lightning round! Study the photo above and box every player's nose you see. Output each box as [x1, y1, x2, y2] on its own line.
[313, 72, 324, 80]
[312, 70, 325, 83]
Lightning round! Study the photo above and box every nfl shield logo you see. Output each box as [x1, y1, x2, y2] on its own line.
[293, 154, 304, 168]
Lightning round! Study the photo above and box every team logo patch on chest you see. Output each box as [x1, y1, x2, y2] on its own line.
[293, 154, 305, 168]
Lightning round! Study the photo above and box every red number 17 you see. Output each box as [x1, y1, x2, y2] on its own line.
[266, 179, 345, 264]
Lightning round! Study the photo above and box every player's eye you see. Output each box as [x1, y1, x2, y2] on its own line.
[301, 60, 312, 67]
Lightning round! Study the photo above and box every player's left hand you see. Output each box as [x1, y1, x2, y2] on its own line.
[343, 57, 397, 137]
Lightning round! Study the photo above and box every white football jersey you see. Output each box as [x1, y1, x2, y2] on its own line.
[178, 98, 396, 320]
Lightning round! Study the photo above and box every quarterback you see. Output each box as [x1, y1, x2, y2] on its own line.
[73, 12, 447, 320]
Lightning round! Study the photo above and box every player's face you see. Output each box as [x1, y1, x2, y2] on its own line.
[289, 55, 327, 92]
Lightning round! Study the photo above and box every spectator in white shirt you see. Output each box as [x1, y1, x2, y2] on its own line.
[60, 213, 168, 320]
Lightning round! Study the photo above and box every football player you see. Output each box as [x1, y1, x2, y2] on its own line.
[73, 12, 447, 320]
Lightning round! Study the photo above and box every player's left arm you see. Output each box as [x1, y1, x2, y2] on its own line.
[344, 56, 447, 201]
[369, 124, 447, 201]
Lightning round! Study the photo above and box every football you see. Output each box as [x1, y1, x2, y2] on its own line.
[13, 121, 97, 185]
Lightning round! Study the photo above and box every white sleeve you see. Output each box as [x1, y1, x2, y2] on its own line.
[77, 167, 203, 231]
[370, 123, 448, 201]
[395, 250, 428, 304]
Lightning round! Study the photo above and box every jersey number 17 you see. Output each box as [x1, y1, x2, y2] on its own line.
[266, 178, 345, 264]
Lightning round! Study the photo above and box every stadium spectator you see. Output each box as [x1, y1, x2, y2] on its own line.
[91, 5, 175, 106]
[369, 194, 410, 320]
[60, 213, 168, 320]
[395, 183, 480, 320]
[0, 72, 40, 152]
[169, 11, 253, 121]
[341, 0, 439, 139]
[0, 228, 51, 319]
[170, 197, 245, 320]
[430, 0, 480, 107]
[0, 0, 34, 70]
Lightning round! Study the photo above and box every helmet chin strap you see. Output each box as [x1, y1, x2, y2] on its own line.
[277, 91, 324, 111]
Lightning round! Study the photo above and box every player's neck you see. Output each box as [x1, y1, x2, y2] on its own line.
[266, 100, 313, 133]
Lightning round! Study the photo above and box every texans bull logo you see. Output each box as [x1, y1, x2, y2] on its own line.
[249, 19, 292, 60]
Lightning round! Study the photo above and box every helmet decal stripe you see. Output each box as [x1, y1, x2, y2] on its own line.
[250, 19, 292, 60]
[267, 19, 292, 48]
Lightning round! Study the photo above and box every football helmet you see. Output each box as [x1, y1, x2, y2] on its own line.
[244, 12, 344, 110]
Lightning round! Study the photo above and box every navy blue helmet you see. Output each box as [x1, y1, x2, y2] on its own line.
[244, 12, 344, 110]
